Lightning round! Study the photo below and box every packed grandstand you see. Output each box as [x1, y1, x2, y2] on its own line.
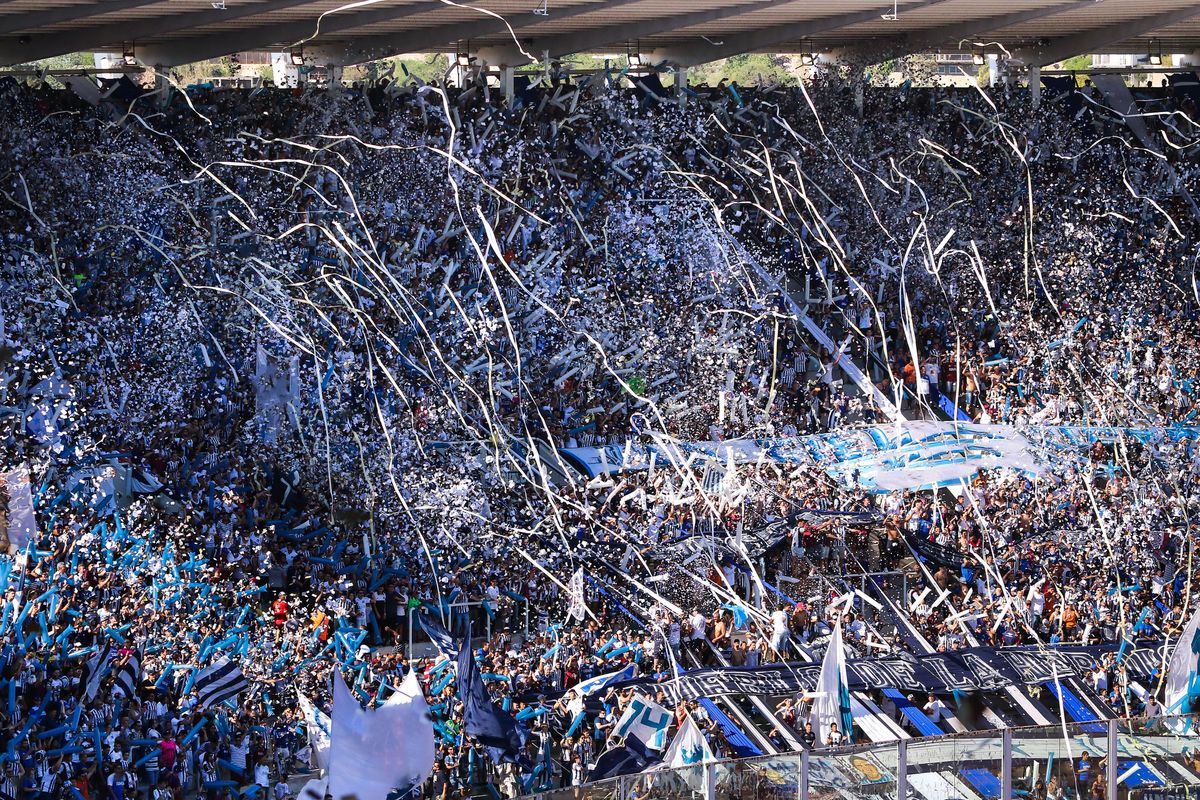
[7, 17, 1200, 800]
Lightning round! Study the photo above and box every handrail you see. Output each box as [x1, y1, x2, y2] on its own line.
[522, 714, 1200, 800]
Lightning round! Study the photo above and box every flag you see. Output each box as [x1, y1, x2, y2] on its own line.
[328, 670, 435, 800]
[417, 612, 457, 657]
[663, 715, 715, 769]
[84, 645, 113, 702]
[193, 656, 249, 711]
[567, 568, 587, 622]
[297, 692, 331, 773]
[612, 693, 672, 750]
[588, 737, 659, 781]
[1166, 601, 1200, 716]
[112, 647, 142, 699]
[565, 664, 637, 717]
[382, 669, 435, 786]
[456, 625, 529, 766]
[809, 619, 853, 745]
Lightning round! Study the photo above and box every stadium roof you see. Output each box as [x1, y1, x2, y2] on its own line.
[2, 0, 1200, 69]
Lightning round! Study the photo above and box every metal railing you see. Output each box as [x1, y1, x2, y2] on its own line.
[524, 715, 1200, 800]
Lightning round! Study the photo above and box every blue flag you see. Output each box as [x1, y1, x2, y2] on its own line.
[417, 612, 457, 657]
[456, 624, 530, 766]
[589, 735, 659, 781]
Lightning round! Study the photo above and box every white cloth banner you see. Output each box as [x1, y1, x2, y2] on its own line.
[383, 668, 435, 784]
[329, 671, 434, 800]
[663, 715, 715, 769]
[297, 692, 332, 773]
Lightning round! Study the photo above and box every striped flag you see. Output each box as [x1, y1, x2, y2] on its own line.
[84, 645, 113, 702]
[113, 648, 142, 699]
[193, 656, 249, 711]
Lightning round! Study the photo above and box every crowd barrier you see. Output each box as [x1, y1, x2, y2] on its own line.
[526, 715, 1200, 800]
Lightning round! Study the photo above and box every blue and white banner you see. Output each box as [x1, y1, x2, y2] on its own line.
[809, 621, 853, 745]
[556, 423, 1200, 493]
[664, 715, 715, 769]
[566, 664, 638, 716]
[613, 693, 672, 750]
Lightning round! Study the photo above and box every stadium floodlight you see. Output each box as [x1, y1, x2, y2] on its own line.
[1149, 37, 1163, 66]
[972, 51, 985, 66]
[456, 51, 472, 67]
[290, 51, 305, 66]
[628, 53, 644, 68]
[122, 45, 137, 66]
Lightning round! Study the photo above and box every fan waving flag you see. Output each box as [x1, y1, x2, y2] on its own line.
[193, 656, 249, 711]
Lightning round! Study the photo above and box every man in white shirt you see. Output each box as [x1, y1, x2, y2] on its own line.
[770, 606, 789, 658]
[923, 694, 951, 724]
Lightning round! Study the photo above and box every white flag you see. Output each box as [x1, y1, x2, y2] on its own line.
[1166, 602, 1200, 716]
[663, 715, 715, 769]
[809, 619, 853, 745]
[568, 567, 587, 622]
[382, 669, 436, 787]
[613, 693, 672, 750]
[297, 693, 331, 773]
[329, 671, 435, 800]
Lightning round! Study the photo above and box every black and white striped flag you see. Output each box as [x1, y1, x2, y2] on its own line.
[84, 645, 112, 702]
[113, 648, 142, 699]
[194, 656, 249, 711]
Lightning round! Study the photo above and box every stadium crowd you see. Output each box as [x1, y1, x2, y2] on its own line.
[0, 58, 1199, 800]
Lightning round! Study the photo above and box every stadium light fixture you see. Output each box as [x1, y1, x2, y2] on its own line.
[290, 50, 304, 66]
[122, 44, 137, 66]
[628, 53, 644, 68]
[1149, 37, 1163, 66]
[972, 51, 985, 66]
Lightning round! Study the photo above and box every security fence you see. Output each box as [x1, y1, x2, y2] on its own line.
[526, 715, 1200, 800]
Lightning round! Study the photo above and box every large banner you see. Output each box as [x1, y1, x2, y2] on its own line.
[556, 423, 1200, 494]
[614, 642, 1164, 701]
